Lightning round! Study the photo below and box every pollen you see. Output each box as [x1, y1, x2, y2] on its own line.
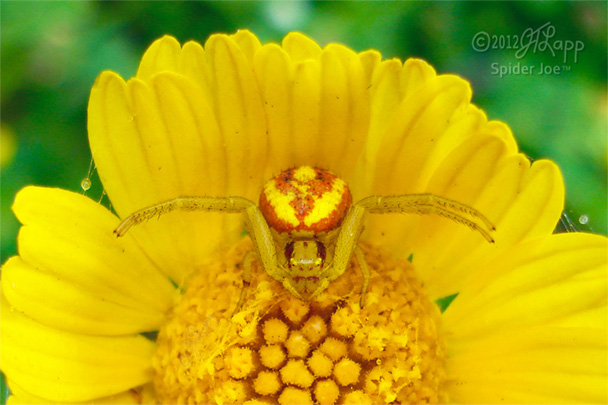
[152, 240, 447, 404]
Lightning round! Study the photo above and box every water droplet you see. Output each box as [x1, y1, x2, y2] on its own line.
[81, 178, 91, 191]
[579, 215, 589, 225]
[11, 282, 15, 288]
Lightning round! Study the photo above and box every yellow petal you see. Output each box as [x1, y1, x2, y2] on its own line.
[231, 29, 262, 64]
[365, 115, 563, 299]
[88, 71, 154, 213]
[427, 158, 564, 298]
[289, 59, 322, 167]
[180, 40, 212, 99]
[7, 186, 175, 334]
[7, 379, 155, 404]
[352, 57, 438, 197]
[444, 234, 607, 403]
[254, 43, 297, 171]
[2, 257, 165, 336]
[445, 327, 607, 404]
[254, 40, 370, 178]
[400, 58, 437, 97]
[443, 233, 607, 341]
[88, 70, 228, 282]
[317, 44, 369, 177]
[1, 296, 155, 403]
[396, 125, 516, 297]
[136, 35, 182, 81]
[402, 132, 512, 295]
[350, 58, 407, 196]
[493, 159, 565, 243]
[281, 32, 322, 62]
[372, 74, 472, 194]
[203, 33, 268, 197]
[361, 74, 480, 265]
[358, 49, 381, 86]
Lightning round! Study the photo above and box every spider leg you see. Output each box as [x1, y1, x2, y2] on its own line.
[354, 246, 371, 307]
[357, 194, 495, 243]
[115, 196, 292, 305]
[317, 207, 371, 307]
[114, 196, 256, 237]
[233, 250, 256, 315]
[310, 205, 368, 304]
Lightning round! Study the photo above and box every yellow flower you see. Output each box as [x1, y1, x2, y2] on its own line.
[2, 30, 606, 404]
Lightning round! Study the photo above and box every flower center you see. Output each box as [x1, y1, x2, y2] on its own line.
[153, 241, 447, 404]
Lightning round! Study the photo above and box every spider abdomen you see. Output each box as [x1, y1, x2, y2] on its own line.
[259, 166, 352, 235]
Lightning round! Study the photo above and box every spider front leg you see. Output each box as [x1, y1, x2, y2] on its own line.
[114, 196, 290, 312]
[114, 196, 258, 236]
[311, 205, 371, 307]
[357, 193, 496, 243]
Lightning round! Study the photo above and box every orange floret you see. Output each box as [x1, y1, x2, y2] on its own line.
[280, 359, 315, 388]
[244, 400, 273, 405]
[300, 315, 327, 343]
[259, 344, 285, 369]
[333, 357, 361, 386]
[263, 318, 289, 344]
[225, 347, 255, 379]
[214, 379, 247, 404]
[319, 337, 348, 362]
[314, 379, 340, 405]
[278, 387, 313, 405]
[280, 298, 310, 325]
[330, 307, 358, 337]
[342, 390, 372, 405]
[285, 331, 311, 358]
[307, 350, 333, 378]
[253, 371, 281, 396]
[154, 239, 446, 404]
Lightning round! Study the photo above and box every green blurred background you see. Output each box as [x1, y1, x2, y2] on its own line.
[0, 1, 606, 400]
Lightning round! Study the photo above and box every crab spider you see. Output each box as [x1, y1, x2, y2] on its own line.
[115, 166, 495, 309]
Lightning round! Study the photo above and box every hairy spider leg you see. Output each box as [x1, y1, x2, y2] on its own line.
[315, 193, 497, 306]
[305, 205, 371, 305]
[113, 196, 294, 310]
[357, 194, 496, 243]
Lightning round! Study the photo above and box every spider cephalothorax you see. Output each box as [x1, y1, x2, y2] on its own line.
[258, 166, 352, 300]
[115, 166, 495, 309]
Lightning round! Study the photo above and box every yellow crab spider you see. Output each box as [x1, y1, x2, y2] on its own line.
[114, 166, 495, 309]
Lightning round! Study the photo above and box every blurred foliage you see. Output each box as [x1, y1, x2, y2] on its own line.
[1, 1, 606, 401]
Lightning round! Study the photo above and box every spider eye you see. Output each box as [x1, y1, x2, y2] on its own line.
[316, 241, 326, 262]
[284, 241, 294, 262]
